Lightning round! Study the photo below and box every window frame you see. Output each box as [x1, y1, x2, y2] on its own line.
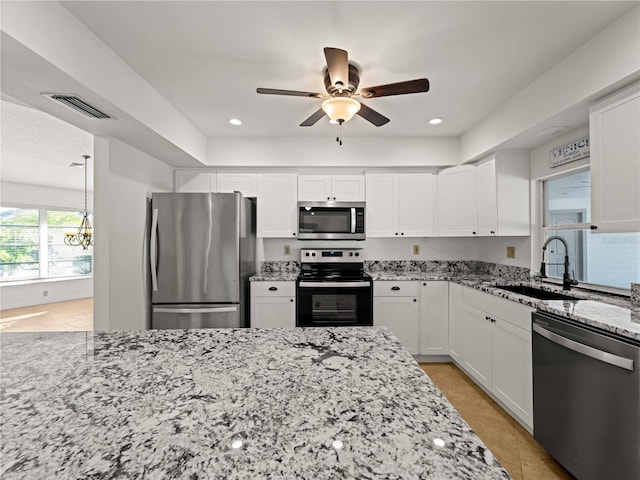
[0, 205, 93, 283]
[540, 167, 633, 295]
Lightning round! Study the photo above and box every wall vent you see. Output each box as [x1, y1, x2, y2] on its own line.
[43, 93, 110, 119]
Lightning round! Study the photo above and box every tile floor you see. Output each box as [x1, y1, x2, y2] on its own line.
[0, 298, 93, 332]
[420, 362, 573, 480]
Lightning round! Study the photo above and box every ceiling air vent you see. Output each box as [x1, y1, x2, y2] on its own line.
[43, 93, 110, 119]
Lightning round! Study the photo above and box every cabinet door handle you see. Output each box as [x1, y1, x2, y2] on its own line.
[290, 298, 294, 302]
[490, 230, 495, 234]
[423, 282, 426, 286]
[268, 287, 278, 291]
[333, 197, 336, 200]
[293, 232, 296, 236]
[401, 232, 404, 235]
[395, 232, 398, 236]
[485, 316, 489, 321]
[590, 225, 598, 230]
[327, 196, 330, 200]
[472, 231, 477, 235]
[391, 286, 400, 291]
[413, 298, 417, 302]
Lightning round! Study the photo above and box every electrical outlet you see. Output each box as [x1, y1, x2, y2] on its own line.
[43, 290, 49, 297]
[507, 246, 516, 259]
[283, 245, 291, 255]
[413, 245, 420, 255]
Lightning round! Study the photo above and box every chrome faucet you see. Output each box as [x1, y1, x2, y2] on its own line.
[540, 236, 579, 291]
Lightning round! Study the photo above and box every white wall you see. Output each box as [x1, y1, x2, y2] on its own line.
[0, 277, 92, 310]
[262, 237, 480, 262]
[208, 137, 459, 167]
[1, 181, 93, 211]
[93, 136, 174, 331]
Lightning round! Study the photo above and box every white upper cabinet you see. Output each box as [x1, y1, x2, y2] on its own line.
[298, 174, 365, 202]
[257, 174, 298, 238]
[590, 82, 640, 233]
[217, 173, 257, 197]
[437, 165, 478, 236]
[366, 173, 436, 237]
[476, 152, 530, 236]
[174, 170, 217, 192]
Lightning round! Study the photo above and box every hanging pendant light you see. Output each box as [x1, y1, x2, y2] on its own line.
[64, 155, 93, 250]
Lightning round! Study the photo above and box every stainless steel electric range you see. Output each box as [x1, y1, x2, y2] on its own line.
[296, 248, 373, 327]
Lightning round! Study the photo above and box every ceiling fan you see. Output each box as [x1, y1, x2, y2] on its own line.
[256, 47, 430, 130]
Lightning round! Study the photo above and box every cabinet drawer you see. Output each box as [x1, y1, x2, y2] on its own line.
[463, 287, 534, 331]
[251, 281, 296, 297]
[374, 281, 419, 297]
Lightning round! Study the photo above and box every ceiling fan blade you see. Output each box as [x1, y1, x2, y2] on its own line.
[324, 47, 349, 89]
[360, 78, 430, 98]
[357, 102, 390, 127]
[300, 108, 326, 127]
[256, 88, 323, 98]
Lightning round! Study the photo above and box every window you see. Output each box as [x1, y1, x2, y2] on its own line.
[0, 207, 93, 282]
[543, 170, 640, 290]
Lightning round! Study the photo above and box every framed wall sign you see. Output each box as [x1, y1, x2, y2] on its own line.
[550, 136, 590, 168]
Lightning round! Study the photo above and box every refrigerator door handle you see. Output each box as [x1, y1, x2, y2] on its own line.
[150, 208, 159, 291]
[153, 306, 238, 314]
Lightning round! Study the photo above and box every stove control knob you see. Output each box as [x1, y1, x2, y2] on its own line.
[305, 252, 310, 257]
[312, 252, 316, 257]
[349, 252, 354, 257]
[355, 252, 360, 257]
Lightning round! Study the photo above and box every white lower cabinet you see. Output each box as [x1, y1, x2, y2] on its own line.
[250, 281, 296, 328]
[373, 281, 420, 354]
[459, 287, 535, 430]
[420, 281, 449, 355]
[448, 282, 464, 362]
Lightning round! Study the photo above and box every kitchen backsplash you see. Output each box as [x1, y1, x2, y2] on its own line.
[258, 260, 530, 281]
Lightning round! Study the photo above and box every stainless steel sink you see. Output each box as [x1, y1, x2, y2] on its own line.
[495, 284, 577, 301]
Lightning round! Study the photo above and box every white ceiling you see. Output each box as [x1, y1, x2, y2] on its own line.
[1, 99, 94, 191]
[58, 0, 636, 138]
[1, 1, 636, 190]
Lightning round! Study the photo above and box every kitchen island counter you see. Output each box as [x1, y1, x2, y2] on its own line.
[1, 327, 509, 479]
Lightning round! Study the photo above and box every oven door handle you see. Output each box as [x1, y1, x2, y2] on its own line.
[533, 323, 634, 371]
[298, 281, 371, 288]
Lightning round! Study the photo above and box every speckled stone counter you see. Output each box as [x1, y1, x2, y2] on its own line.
[0, 327, 509, 479]
[367, 271, 639, 342]
[249, 272, 299, 281]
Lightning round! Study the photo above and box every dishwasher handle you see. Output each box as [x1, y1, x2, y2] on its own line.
[533, 323, 634, 372]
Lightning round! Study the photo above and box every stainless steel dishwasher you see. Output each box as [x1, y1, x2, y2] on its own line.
[532, 311, 639, 480]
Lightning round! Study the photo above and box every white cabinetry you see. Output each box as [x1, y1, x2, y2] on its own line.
[420, 281, 449, 355]
[373, 281, 420, 354]
[257, 174, 298, 238]
[217, 173, 257, 197]
[366, 173, 436, 237]
[590, 82, 640, 233]
[476, 153, 530, 236]
[174, 170, 258, 197]
[437, 165, 478, 236]
[174, 170, 217, 192]
[298, 175, 365, 202]
[250, 281, 296, 328]
[460, 287, 535, 429]
[448, 282, 464, 362]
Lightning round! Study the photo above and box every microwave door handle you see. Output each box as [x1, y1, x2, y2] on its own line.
[351, 208, 356, 233]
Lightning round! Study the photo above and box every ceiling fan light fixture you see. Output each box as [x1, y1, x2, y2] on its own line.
[321, 97, 361, 123]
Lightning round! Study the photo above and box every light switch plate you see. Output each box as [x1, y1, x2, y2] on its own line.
[507, 246, 516, 258]
[413, 245, 420, 255]
[284, 245, 291, 255]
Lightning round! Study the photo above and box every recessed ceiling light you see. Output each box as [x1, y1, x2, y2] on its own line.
[536, 125, 569, 137]
[229, 118, 242, 126]
[429, 118, 443, 125]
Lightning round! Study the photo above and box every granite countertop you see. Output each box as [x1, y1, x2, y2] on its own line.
[0, 327, 509, 479]
[249, 272, 299, 281]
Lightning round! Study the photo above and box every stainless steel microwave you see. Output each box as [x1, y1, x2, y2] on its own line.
[298, 202, 365, 240]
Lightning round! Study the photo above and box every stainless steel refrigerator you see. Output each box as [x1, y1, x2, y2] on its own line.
[150, 192, 256, 329]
